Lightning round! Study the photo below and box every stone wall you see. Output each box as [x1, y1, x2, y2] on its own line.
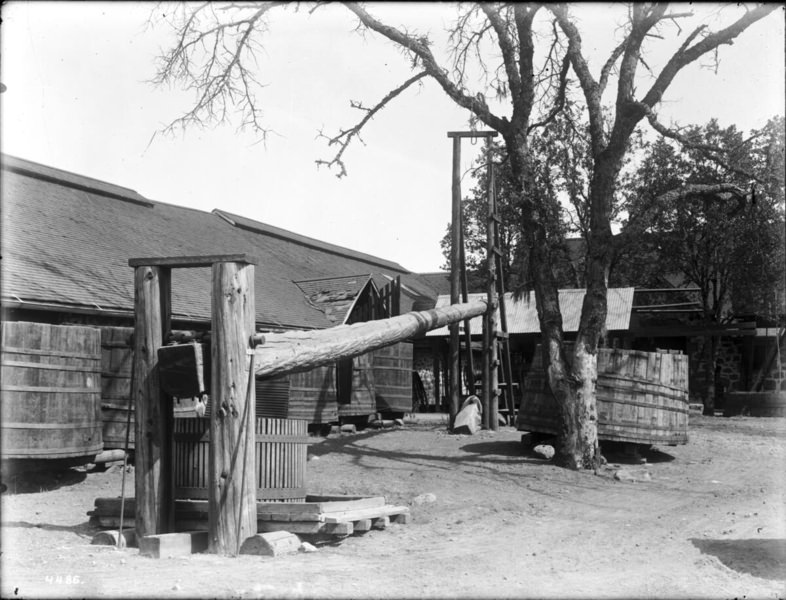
[687, 336, 743, 401]
[688, 334, 786, 399]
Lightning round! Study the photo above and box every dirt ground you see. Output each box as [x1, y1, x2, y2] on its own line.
[1, 413, 785, 600]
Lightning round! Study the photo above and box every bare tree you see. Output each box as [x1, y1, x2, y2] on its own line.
[153, 2, 779, 469]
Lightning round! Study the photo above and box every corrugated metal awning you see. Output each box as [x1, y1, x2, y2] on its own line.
[426, 287, 634, 337]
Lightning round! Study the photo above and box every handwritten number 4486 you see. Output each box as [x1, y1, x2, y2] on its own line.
[45, 575, 81, 585]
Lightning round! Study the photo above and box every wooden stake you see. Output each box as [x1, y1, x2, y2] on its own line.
[209, 260, 257, 556]
[132, 265, 173, 538]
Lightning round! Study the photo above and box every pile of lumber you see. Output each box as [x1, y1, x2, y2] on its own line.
[88, 494, 410, 537]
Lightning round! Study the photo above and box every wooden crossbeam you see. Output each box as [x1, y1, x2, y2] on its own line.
[254, 300, 488, 380]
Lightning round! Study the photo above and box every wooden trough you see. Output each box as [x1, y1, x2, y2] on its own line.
[517, 347, 689, 445]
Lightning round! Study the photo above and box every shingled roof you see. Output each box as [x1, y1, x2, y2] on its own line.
[1, 154, 438, 330]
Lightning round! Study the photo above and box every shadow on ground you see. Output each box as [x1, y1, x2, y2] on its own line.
[691, 538, 786, 581]
[601, 442, 676, 465]
[461, 440, 543, 463]
[3, 520, 95, 538]
[1, 468, 88, 494]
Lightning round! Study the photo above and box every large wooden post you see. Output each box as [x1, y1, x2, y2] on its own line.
[209, 259, 257, 556]
[481, 309, 491, 430]
[132, 265, 173, 537]
[449, 134, 462, 429]
[486, 142, 500, 431]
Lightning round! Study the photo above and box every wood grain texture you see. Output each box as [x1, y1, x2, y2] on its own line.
[208, 261, 256, 555]
[132, 266, 173, 538]
[254, 300, 488, 380]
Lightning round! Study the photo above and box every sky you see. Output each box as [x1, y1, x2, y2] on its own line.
[1, 2, 784, 273]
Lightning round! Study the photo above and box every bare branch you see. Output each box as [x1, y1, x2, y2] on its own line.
[549, 4, 605, 154]
[598, 39, 627, 96]
[643, 106, 765, 183]
[480, 4, 522, 101]
[153, 2, 287, 137]
[315, 72, 428, 178]
[641, 4, 779, 109]
[343, 2, 509, 133]
[655, 183, 751, 217]
[527, 53, 570, 133]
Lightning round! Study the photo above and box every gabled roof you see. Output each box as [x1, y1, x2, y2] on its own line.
[1, 154, 438, 329]
[426, 287, 634, 336]
[294, 275, 375, 325]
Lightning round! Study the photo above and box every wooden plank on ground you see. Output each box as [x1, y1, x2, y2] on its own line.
[257, 521, 353, 535]
[138, 531, 209, 558]
[321, 505, 409, 524]
[353, 519, 373, 532]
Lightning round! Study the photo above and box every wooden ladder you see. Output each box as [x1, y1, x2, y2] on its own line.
[487, 154, 516, 426]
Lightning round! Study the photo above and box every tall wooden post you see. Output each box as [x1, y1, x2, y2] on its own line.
[481, 309, 491, 429]
[449, 135, 462, 429]
[459, 219, 475, 395]
[209, 259, 257, 556]
[132, 265, 173, 537]
[486, 143, 500, 431]
[432, 347, 441, 412]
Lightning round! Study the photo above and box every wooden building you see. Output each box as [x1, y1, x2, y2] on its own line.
[1, 154, 438, 459]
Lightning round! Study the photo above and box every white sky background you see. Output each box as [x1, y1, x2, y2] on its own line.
[1, 2, 784, 273]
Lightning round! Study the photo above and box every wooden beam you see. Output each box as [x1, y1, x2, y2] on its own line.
[254, 300, 488, 380]
[129, 254, 258, 268]
[447, 131, 499, 138]
[132, 265, 173, 538]
[450, 135, 462, 429]
[208, 261, 257, 556]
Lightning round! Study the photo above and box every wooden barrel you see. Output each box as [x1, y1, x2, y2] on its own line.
[256, 376, 290, 419]
[338, 352, 376, 418]
[1, 321, 103, 459]
[99, 326, 135, 450]
[723, 391, 786, 417]
[288, 365, 338, 423]
[516, 347, 689, 445]
[373, 342, 414, 413]
[173, 417, 308, 501]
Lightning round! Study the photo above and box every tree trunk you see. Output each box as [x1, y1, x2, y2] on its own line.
[507, 132, 603, 469]
[549, 343, 601, 469]
[702, 335, 720, 416]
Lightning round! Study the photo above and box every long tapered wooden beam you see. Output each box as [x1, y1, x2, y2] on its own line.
[254, 300, 488, 379]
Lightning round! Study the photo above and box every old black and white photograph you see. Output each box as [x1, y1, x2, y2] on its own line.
[1, 2, 784, 598]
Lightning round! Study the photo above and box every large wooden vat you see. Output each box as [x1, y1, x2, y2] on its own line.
[517, 347, 689, 445]
[373, 342, 414, 414]
[288, 365, 338, 423]
[173, 417, 308, 501]
[1, 321, 103, 460]
[338, 352, 376, 418]
[723, 391, 786, 417]
[99, 326, 135, 450]
[256, 376, 290, 419]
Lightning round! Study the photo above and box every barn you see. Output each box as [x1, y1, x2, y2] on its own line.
[1, 154, 439, 464]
